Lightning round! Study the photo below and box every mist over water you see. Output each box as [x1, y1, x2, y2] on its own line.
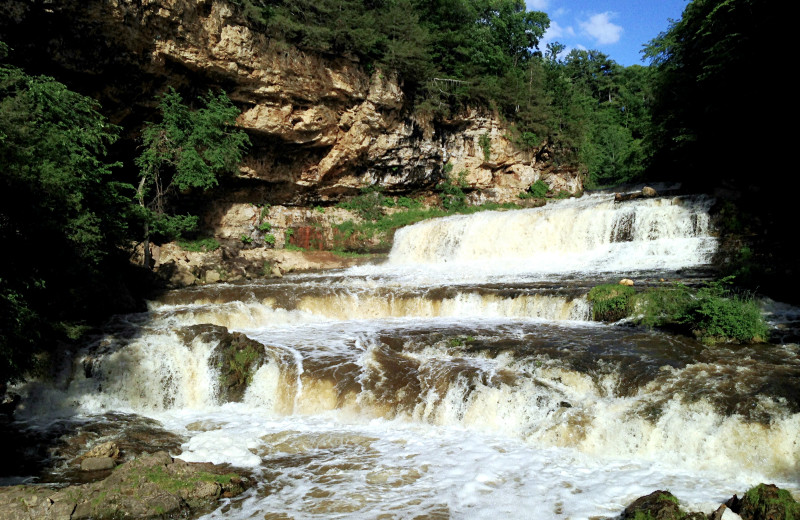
[14, 193, 800, 518]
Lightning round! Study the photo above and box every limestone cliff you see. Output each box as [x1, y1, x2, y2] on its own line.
[1, 0, 583, 284]
[1, 0, 581, 205]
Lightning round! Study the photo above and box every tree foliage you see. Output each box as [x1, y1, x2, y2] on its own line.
[1, 43, 131, 386]
[643, 0, 785, 185]
[136, 87, 250, 245]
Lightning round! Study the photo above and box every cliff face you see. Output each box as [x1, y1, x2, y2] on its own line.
[1, 0, 582, 207]
[2, 0, 583, 283]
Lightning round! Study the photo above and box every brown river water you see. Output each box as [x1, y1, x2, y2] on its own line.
[6, 193, 799, 519]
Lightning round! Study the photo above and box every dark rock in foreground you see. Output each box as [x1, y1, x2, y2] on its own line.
[622, 484, 800, 520]
[0, 451, 248, 520]
[622, 490, 705, 519]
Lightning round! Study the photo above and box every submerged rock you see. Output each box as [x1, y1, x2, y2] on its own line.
[0, 451, 248, 520]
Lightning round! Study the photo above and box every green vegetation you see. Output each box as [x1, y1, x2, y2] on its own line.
[216, 341, 263, 398]
[1, 44, 131, 388]
[437, 169, 469, 211]
[587, 284, 636, 322]
[448, 335, 475, 348]
[588, 278, 769, 344]
[742, 484, 799, 520]
[520, 179, 549, 199]
[135, 87, 250, 264]
[337, 186, 394, 221]
[478, 133, 491, 161]
[178, 237, 221, 252]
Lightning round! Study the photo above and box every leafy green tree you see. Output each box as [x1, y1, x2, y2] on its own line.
[1, 42, 130, 387]
[643, 0, 785, 183]
[136, 87, 250, 265]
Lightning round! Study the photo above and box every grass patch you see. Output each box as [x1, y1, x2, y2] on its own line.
[587, 284, 635, 321]
[143, 466, 241, 494]
[590, 277, 769, 344]
[178, 237, 220, 252]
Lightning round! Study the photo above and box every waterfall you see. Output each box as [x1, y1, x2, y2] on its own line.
[13, 193, 800, 520]
[386, 194, 716, 276]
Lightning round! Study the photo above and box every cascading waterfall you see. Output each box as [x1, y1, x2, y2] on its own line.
[384, 194, 716, 277]
[13, 193, 800, 519]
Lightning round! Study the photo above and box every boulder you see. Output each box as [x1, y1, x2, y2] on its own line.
[619, 278, 635, 286]
[738, 484, 800, 520]
[83, 441, 119, 460]
[0, 451, 248, 520]
[80, 457, 116, 472]
[622, 490, 684, 519]
[642, 186, 658, 197]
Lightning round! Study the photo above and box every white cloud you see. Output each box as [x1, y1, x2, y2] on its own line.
[579, 12, 623, 45]
[543, 20, 575, 41]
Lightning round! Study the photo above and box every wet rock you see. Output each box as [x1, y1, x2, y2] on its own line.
[615, 192, 642, 202]
[80, 457, 115, 472]
[738, 483, 800, 520]
[619, 278, 635, 286]
[622, 490, 685, 520]
[209, 331, 267, 402]
[0, 451, 248, 520]
[83, 441, 119, 460]
[642, 186, 658, 197]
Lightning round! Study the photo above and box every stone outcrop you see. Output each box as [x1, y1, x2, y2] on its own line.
[0, 451, 248, 520]
[624, 486, 800, 520]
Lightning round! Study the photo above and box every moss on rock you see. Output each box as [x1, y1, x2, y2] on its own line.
[740, 483, 799, 520]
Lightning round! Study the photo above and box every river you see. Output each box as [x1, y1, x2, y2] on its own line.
[10, 193, 800, 518]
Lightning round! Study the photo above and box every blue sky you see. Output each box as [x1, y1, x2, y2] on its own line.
[526, 0, 689, 66]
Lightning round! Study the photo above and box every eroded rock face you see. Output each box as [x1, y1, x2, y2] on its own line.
[0, 0, 582, 209]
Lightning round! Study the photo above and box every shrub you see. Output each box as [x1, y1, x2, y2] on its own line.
[178, 237, 221, 252]
[337, 186, 387, 221]
[682, 291, 768, 343]
[438, 170, 468, 211]
[478, 133, 491, 161]
[629, 278, 769, 344]
[520, 180, 549, 199]
[587, 284, 636, 321]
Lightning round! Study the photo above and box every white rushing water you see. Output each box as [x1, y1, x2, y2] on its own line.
[347, 193, 718, 285]
[17, 193, 800, 518]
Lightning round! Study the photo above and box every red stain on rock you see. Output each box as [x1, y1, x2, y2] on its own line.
[290, 226, 326, 250]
